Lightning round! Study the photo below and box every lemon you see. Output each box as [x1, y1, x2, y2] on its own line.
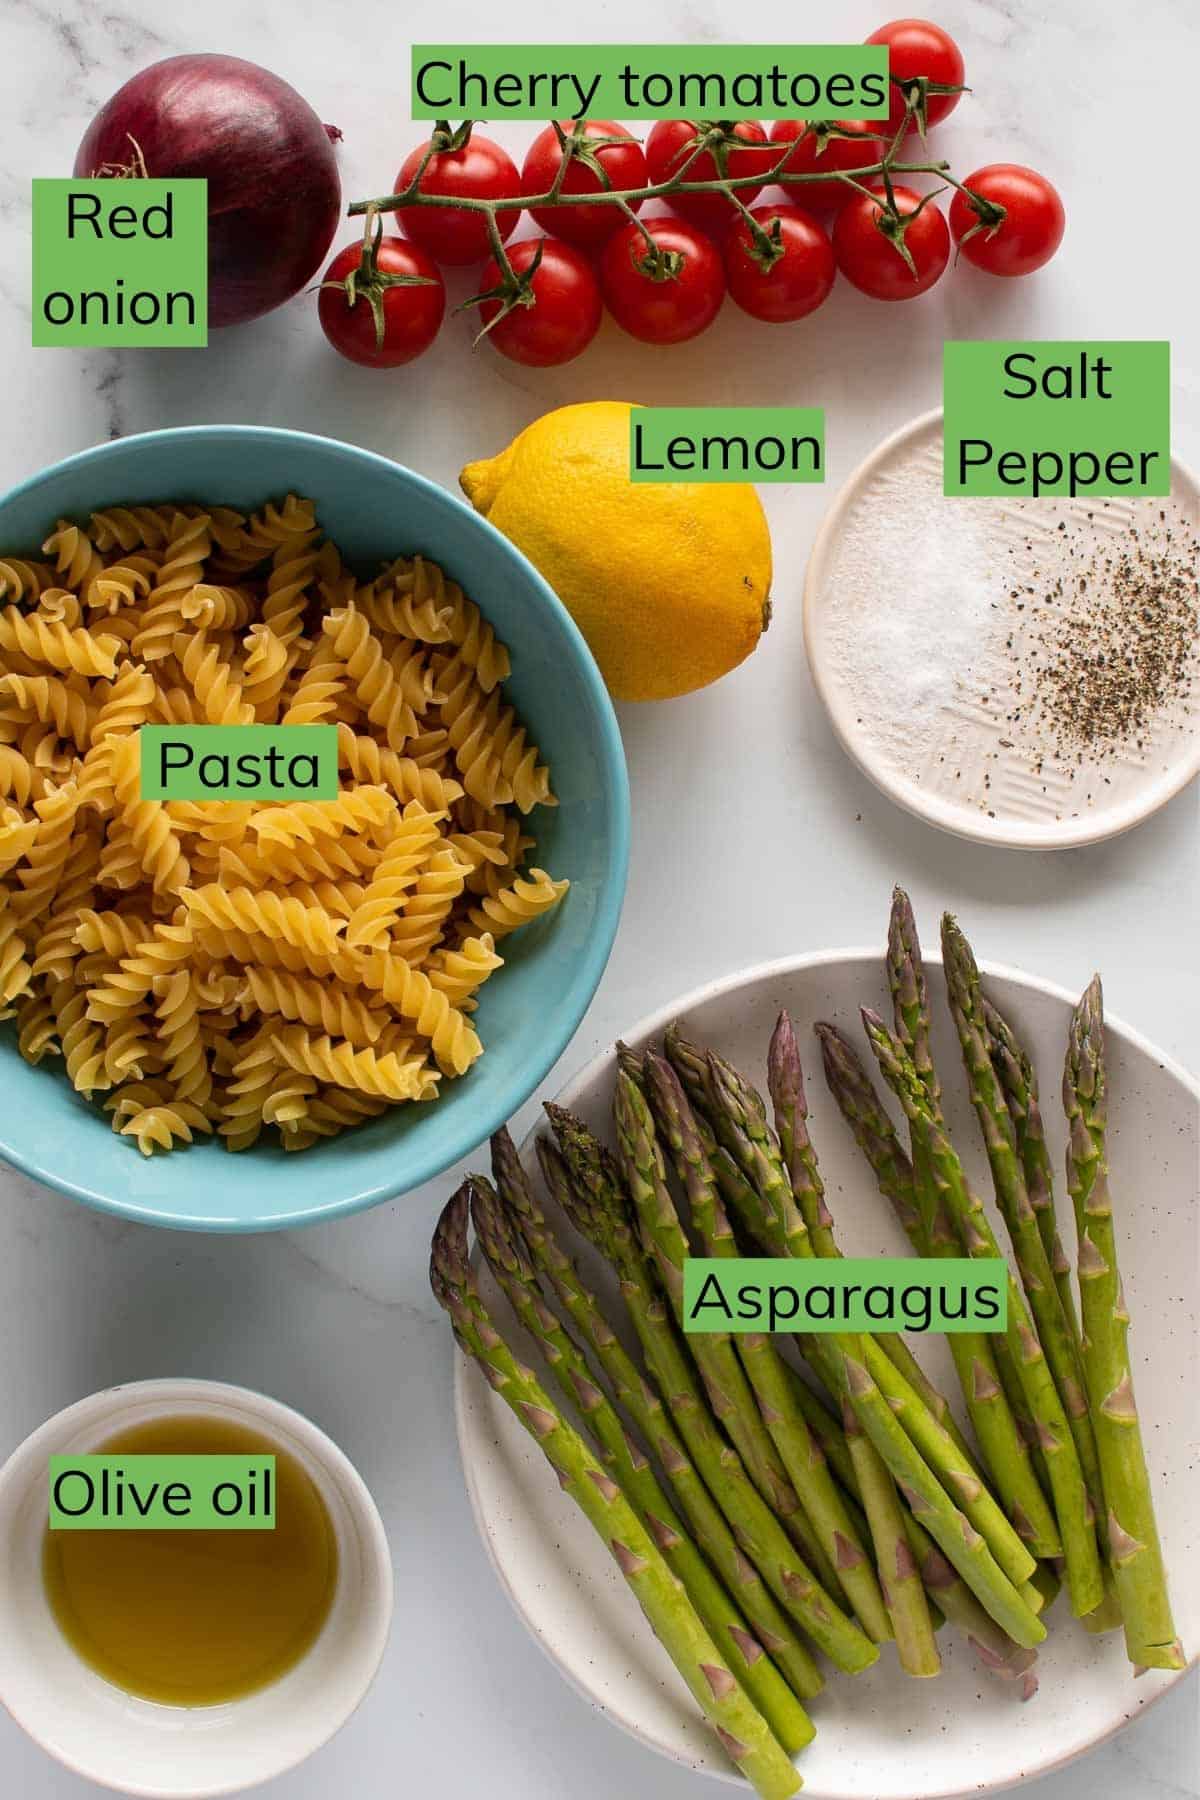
[459, 401, 772, 702]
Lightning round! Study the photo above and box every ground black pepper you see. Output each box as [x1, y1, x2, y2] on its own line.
[1012, 513, 1198, 759]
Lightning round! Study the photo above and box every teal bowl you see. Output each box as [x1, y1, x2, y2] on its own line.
[0, 426, 629, 1231]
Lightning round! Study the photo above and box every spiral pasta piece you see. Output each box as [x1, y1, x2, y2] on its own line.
[88, 506, 174, 554]
[250, 787, 395, 849]
[463, 868, 570, 940]
[177, 632, 256, 726]
[55, 985, 110, 1094]
[181, 584, 252, 631]
[132, 512, 211, 661]
[352, 950, 482, 1075]
[354, 571, 453, 643]
[11, 782, 78, 923]
[154, 969, 212, 1110]
[74, 909, 156, 958]
[215, 496, 316, 574]
[323, 606, 420, 749]
[0, 805, 39, 874]
[110, 735, 190, 895]
[425, 932, 504, 1009]
[86, 921, 195, 1021]
[38, 589, 84, 628]
[42, 522, 104, 603]
[0, 608, 120, 678]
[0, 744, 34, 807]
[76, 663, 156, 810]
[180, 886, 345, 959]
[30, 825, 101, 985]
[240, 621, 295, 721]
[89, 553, 159, 615]
[16, 986, 60, 1062]
[238, 965, 387, 1046]
[388, 847, 469, 964]
[269, 1026, 439, 1101]
[437, 657, 555, 813]
[0, 889, 33, 1014]
[387, 556, 510, 689]
[0, 672, 94, 747]
[0, 558, 56, 604]
[343, 802, 445, 948]
[336, 723, 463, 811]
[119, 1099, 210, 1155]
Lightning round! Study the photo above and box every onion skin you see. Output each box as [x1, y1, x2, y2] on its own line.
[74, 54, 342, 328]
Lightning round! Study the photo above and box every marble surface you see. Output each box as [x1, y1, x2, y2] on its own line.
[1, 0, 1196, 1796]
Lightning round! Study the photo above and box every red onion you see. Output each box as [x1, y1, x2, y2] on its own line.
[74, 54, 342, 328]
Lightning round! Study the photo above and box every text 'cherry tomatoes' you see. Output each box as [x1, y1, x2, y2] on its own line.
[833, 184, 950, 300]
[645, 119, 771, 231]
[395, 134, 522, 266]
[724, 206, 836, 323]
[949, 164, 1065, 276]
[600, 218, 726, 344]
[477, 238, 603, 367]
[865, 18, 966, 134]
[768, 119, 884, 213]
[318, 236, 445, 367]
[521, 122, 648, 249]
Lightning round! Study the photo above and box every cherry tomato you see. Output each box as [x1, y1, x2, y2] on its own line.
[318, 234, 445, 368]
[645, 119, 771, 231]
[599, 218, 725, 345]
[865, 18, 966, 134]
[724, 205, 835, 323]
[949, 164, 1065, 277]
[394, 133, 521, 266]
[521, 121, 647, 249]
[477, 238, 603, 367]
[833, 183, 949, 300]
[768, 119, 885, 213]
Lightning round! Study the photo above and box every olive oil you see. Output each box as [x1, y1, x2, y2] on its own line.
[43, 1414, 337, 1706]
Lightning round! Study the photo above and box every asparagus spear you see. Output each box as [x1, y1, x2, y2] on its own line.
[606, 1076, 821, 1552]
[544, 1109, 870, 1679]
[469, 1173, 815, 1752]
[708, 1051, 1038, 1596]
[592, 1089, 879, 1676]
[1064, 980, 1185, 1671]
[494, 1130, 826, 1706]
[886, 896, 1058, 1503]
[643, 1051, 892, 1645]
[814, 1020, 1062, 1559]
[788, 1376, 1040, 1693]
[768, 1012, 973, 1461]
[942, 918, 1106, 1511]
[430, 1189, 803, 1800]
[983, 996, 1081, 1348]
[705, 1061, 1043, 1649]
[863, 1008, 1105, 1620]
[814, 1022, 924, 1250]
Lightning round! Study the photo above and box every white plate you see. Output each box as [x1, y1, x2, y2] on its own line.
[454, 952, 1199, 1800]
[802, 411, 1200, 850]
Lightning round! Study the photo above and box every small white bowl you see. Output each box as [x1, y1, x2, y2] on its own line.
[0, 1379, 393, 1798]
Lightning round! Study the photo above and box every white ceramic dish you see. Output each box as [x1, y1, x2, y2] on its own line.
[802, 410, 1200, 850]
[0, 1379, 393, 1798]
[454, 952, 1199, 1800]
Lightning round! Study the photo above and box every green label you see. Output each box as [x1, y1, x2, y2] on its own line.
[682, 1258, 1009, 1334]
[411, 46, 889, 118]
[139, 726, 339, 801]
[631, 407, 824, 484]
[49, 1456, 275, 1530]
[32, 179, 207, 348]
[943, 341, 1170, 498]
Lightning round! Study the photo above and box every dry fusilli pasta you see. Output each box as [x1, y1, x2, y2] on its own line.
[0, 495, 568, 1151]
